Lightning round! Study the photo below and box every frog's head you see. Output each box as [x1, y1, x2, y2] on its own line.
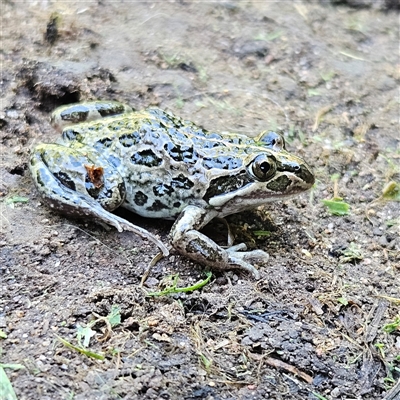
[203, 133, 315, 216]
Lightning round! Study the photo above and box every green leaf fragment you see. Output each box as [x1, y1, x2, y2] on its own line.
[253, 230, 271, 237]
[76, 325, 96, 348]
[312, 392, 329, 400]
[5, 196, 29, 205]
[337, 297, 349, 306]
[147, 272, 212, 297]
[322, 197, 350, 216]
[340, 242, 363, 263]
[56, 335, 105, 360]
[0, 365, 19, 400]
[383, 317, 400, 333]
[381, 181, 400, 201]
[107, 305, 121, 328]
[0, 329, 7, 339]
[198, 352, 212, 372]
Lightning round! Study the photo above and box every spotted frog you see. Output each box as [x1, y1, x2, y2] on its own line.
[29, 101, 314, 278]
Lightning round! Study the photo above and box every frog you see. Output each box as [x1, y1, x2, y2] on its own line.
[29, 101, 315, 279]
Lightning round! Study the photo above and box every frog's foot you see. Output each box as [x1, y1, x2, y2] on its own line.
[227, 246, 269, 279]
[171, 206, 266, 279]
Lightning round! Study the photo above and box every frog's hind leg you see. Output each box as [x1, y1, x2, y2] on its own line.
[29, 144, 169, 256]
[51, 101, 133, 131]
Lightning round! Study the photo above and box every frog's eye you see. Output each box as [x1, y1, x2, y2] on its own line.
[259, 131, 286, 151]
[251, 154, 277, 181]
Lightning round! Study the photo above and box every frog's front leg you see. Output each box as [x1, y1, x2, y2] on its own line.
[30, 143, 169, 256]
[170, 206, 268, 279]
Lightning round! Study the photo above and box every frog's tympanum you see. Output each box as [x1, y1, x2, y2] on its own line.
[30, 101, 315, 278]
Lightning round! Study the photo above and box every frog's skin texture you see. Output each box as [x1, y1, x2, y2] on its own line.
[29, 101, 315, 278]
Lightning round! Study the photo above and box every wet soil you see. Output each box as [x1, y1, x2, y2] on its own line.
[1, 1, 399, 399]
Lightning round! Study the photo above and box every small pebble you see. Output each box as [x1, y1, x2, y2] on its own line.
[331, 387, 340, 397]
[373, 228, 383, 236]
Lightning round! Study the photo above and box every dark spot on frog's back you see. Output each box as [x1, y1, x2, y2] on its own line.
[131, 150, 162, 167]
[96, 103, 125, 117]
[171, 174, 194, 190]
[94, 138, 113, 151]
[60, 105, 89, 123]
[62, 129, 83, 141]
[119, 132, 140, 147]
[134, 191, 148, 206]
[164, 142, 197, 164]
[153, 183, 174, 197]
[147, 108, 175, 125]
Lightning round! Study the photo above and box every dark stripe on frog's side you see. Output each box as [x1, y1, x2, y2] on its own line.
[131, 150, 162, 167]
[203, 172, 253, 201]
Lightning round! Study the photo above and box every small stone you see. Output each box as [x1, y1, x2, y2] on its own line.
[231, 39, 269, 59]
[247, 326, 264, 341]
[6, 109, 19, 119]
[378, 236, 388, 247]
[241, 336, 253, 346]
[372, 228, 383, 236]
[144, 277, 159, 287]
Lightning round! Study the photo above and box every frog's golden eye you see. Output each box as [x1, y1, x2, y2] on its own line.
[251, 154, 277, 181]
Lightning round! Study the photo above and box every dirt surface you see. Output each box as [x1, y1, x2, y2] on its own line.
[1, 1, 399, 399]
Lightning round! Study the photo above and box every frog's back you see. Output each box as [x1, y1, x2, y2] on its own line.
[57, 108, 264, 219]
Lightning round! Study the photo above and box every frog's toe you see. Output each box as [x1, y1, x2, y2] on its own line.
[226, 243, 247, 252]
[227, 256, 261, 279]
[228, 249, 269, 279]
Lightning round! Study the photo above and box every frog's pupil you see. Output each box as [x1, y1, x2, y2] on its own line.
[260, 162, 270, 174]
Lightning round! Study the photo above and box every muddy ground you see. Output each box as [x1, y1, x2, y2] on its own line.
[1, 1, 399, 399]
